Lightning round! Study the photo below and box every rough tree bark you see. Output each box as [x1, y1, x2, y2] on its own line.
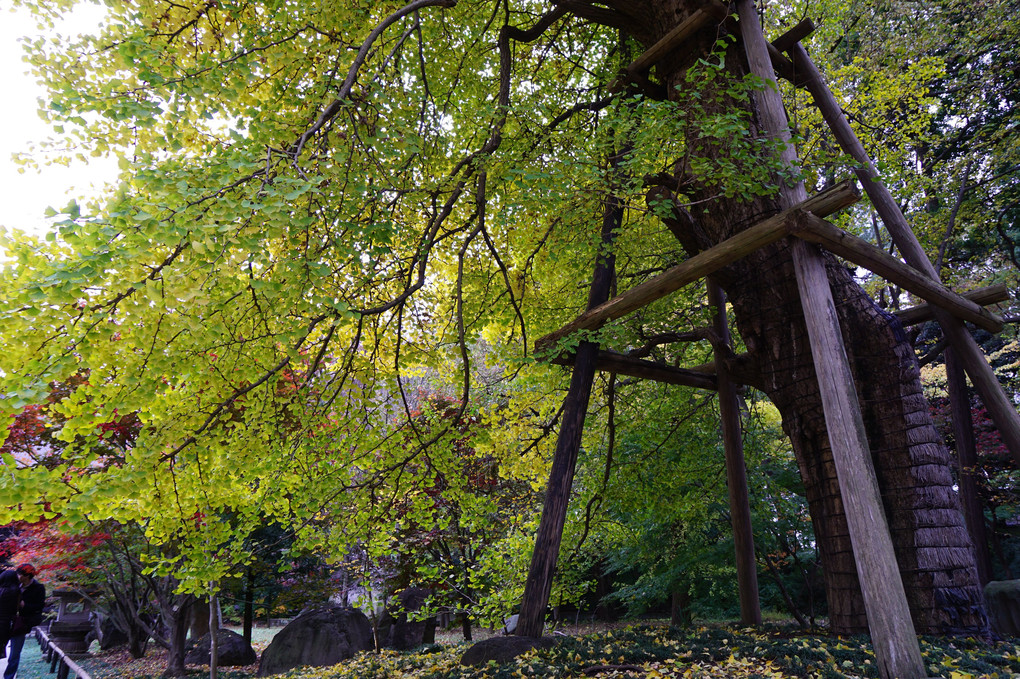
[161, 594, 194, 677]
[621, 0, 985, 634]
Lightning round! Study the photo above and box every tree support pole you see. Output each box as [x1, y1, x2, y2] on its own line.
[515, 340, 598, 638]
[946, 348, 994, 587]
[736, 2, 926, 676]
[517, 173, 623, 638]
[787, 42, 1020, 468]
[789, 237, 926, 678]
[708, 279, 761, 626]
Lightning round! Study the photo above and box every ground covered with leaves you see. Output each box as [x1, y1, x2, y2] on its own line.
[279, 625, 1019, 679]
[73, 624, 1020, 679]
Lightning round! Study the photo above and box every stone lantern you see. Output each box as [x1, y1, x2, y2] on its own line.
[48, 589, 94, 657]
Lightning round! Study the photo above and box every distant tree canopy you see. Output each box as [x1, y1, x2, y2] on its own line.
[1, 0, 1017, 636]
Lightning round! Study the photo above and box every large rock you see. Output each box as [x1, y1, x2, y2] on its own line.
[100, 622, 129, 651]
[257, 606, 373, 676]
[460, 636, 559, 666]
[90, 615, 129, 651]
[985, 580, 1020, 637]
[375, 587, 436, 650]
[501, 614, 518, 635]
[186, 628, 258, 666]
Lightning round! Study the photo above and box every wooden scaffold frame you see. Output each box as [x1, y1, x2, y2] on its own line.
[514, 4, 1018, 679]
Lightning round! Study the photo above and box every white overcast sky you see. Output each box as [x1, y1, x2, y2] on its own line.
[0, 3, 117, 239]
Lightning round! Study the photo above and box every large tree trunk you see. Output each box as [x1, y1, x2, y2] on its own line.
[724, 249, 983, 633]
[635, 0, 985, 634]
[161, 594, 194, 677]
[191, 598, 210, 640]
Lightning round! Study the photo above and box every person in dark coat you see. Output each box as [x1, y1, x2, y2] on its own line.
[0, 564, 46, 679]
[0, 579, 17, 659]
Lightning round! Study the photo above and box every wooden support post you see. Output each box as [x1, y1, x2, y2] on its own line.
[786, 41, 1020, 467]
[736, 2, 926, 676]
[516, 340, 597, 639]
[790, 236, 926, 678]
[708, 279, 761, 625]
[535, 180, 860, 353]
[946, 348, 994, 587]
[792, 212, 1004, 332]
[517, 164, 624, 638]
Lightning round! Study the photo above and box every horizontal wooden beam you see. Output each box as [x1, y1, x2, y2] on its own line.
[552, 350, 718, 390]
[535, 180, 861, 354]
[896, 283, 1010, 327]
[792, 212, 1005, 333]
[686, 285, 1008, 373]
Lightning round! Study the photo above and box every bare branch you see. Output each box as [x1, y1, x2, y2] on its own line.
[158, 314, 329, 462]
[935, 160, 973, 276]
[626, 329, 711, 358]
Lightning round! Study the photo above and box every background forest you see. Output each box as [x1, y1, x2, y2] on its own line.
[1, 0, 1019, 674]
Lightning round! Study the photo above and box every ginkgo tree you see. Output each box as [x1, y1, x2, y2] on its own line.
[0, 0, 1010, 653]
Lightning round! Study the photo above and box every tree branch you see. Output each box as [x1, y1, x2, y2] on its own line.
[627, 329, 711, 358]
[935, 160, 973, 276]
[504, 7, 569, 42]
[552, 0, 644, 34]
[293, 0, 458, 159]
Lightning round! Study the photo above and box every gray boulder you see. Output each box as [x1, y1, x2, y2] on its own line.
[501, 614, 519, 635]
[375, 587, 436, 650]
[460, 636, 559, 666]
[985, 580, 1020, 637]
[186, 628, 258, 667]
[257, 606, 373, 676]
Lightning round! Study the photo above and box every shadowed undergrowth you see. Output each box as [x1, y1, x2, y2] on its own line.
[77, 623, 1020, 679]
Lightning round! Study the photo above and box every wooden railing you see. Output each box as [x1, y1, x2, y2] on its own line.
[33, 628, 93, 679]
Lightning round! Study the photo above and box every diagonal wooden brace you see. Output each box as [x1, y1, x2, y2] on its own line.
[792, 212, 1004, 333]
[786, 41, 1020, 467]
[535, 181, 860, 354]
